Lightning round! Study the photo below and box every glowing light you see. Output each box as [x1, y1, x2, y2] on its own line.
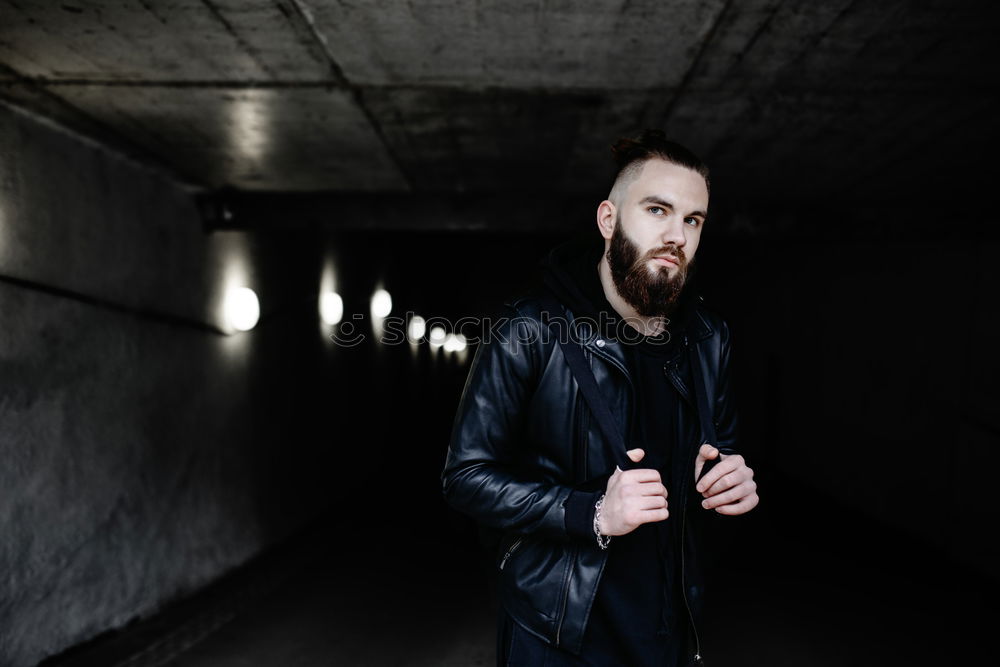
[408, 316, 426, 342]
[444, 333, 467, 353]
[224, 287, 260, 332]
[371, 289, 392, 318]
[429, 326, 447, 348]
[228, 94, 271, 165]
[319, 291, 343, 325]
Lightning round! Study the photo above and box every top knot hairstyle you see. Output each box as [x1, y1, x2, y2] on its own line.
[609, 130, 710, 199]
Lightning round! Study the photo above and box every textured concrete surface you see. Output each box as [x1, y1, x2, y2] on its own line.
[162, 533, 498, 667]
[0, 99, 341, 666]
[0, 99, 244, 326]
[0, 282, 260, 664]
[0, 0, 997, 204]
[46, 85, 410, 191]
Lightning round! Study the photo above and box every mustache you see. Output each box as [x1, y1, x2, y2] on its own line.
[642, 244, 687, 266]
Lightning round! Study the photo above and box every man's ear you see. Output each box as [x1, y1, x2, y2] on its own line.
[596, 200, 616, 240]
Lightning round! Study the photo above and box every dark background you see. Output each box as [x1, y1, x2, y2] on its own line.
[1, 1, 998, 665]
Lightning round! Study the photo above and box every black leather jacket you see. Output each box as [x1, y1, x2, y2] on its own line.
[441, 276, 738, 657]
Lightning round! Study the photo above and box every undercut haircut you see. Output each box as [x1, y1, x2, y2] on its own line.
[608, 130, 710, 204]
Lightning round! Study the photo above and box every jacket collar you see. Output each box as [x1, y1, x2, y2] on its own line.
[563, 300, 713, 375]
[685, 298, 714, 343]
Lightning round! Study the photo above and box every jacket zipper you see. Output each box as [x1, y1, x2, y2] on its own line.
[680, 494, 703, 665]
[501, 539, 575, 645]
[554, 547, 575, 646]
[499, 537, 523, 570]
[577, 391, 589, 480]
[667, 343, 704, 665]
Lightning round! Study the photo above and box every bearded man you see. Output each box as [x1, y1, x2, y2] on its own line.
[441, 130, 759, 667]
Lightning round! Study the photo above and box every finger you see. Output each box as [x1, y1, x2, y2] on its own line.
[621, 468, 662, 484]
[696, 443, 719, 461]
[636, 508, 670, 523]
[713, 493, 760, 516]
[703, 465, 753, 497]
[695, 455, 742, 494]
[699, 461, 744, 495]
[702, 470, 743, 497]
[636, 494, 668, 511]
[633, 481, 667, 498]
[626, 448, 645, 463]
[702, 481, 757, 509]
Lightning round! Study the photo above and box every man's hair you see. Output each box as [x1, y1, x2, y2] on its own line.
[608, 130, 710, 203]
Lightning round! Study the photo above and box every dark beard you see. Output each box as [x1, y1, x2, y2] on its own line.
[606, 215, 690, 320]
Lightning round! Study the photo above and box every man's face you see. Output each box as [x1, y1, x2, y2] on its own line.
[604, 159, 708, 319]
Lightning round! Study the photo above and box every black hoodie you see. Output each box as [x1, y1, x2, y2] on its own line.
[537, 237, 694, 665]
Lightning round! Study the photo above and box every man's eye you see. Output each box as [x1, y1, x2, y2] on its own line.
[649, 206, 664, 215]
[685, 217, 701, 227]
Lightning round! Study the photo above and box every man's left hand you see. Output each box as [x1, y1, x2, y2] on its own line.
[693, 444, 758, 515]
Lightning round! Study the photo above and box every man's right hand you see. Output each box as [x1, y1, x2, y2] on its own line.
[597, 448, 669, 536]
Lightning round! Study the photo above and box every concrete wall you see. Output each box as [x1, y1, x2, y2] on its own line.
[0, 101, 339, 666]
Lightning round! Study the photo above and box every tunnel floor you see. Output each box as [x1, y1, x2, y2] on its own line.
[51, 473, 992, 667]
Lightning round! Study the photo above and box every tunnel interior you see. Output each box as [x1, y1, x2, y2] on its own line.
[1, 1, 998, 665]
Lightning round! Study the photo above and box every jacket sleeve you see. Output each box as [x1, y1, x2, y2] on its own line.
[713, 318, 740, 457]
[441, 304, 595, 544]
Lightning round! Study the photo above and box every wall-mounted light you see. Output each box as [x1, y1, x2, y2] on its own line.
[224, 286, 260, 332]
[319, 291, 343, 325]
[371, 288, 392, 318]
[408, 315, 426, 342]
[444, 333, 467, 353]
[429, 325, 447, 348]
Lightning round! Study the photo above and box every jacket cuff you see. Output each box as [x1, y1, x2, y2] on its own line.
[564, 489, 603, 541]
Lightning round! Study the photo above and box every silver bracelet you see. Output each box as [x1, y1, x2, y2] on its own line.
[593, 494, 611, 550]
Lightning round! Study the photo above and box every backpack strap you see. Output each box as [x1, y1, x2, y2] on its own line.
[538, 292, 634, 471]
[688, 335, 723, 483]
[687, 338, 717, 448]
[538, 291, 724, 479]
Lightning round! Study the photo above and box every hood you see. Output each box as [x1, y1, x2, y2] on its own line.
[538, 236, 701, 345]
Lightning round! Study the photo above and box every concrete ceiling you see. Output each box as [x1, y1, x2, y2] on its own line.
[1, 0, 998, 226]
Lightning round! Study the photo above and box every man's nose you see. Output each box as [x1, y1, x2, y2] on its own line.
[659, 216, 687, 247]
